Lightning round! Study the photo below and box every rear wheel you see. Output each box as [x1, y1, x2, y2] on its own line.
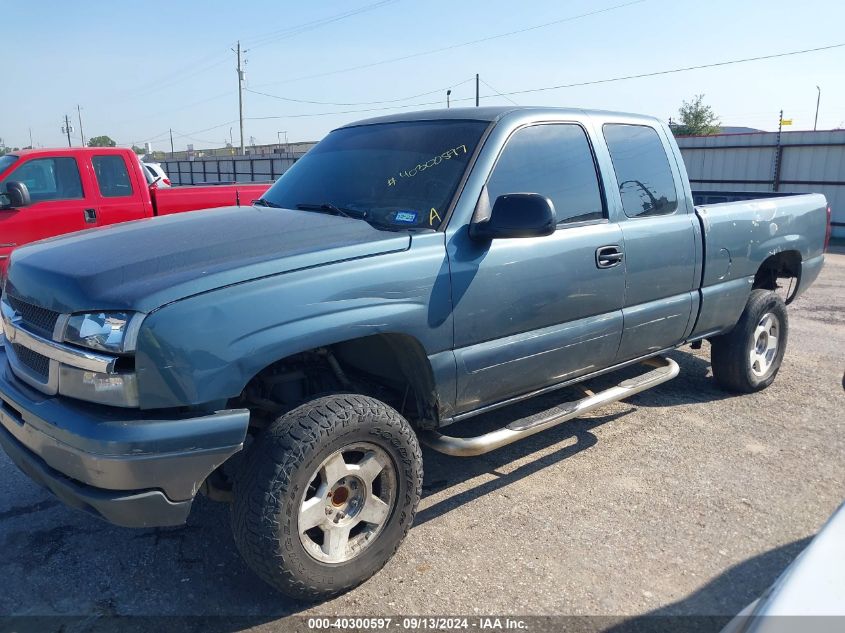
[711, 289, 788, 393]
[231, 394, 422, 600]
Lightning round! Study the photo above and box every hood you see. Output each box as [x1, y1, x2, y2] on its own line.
[6, 206, 410, 313]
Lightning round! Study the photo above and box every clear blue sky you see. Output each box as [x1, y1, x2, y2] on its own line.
[3, 0, 844, 151]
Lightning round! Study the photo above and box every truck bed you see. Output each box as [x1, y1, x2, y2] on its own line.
[691, 192, 828, 338]
[151, 183, 270, 216]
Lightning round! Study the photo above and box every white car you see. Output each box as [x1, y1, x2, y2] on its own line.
[142, 162, 171, 188]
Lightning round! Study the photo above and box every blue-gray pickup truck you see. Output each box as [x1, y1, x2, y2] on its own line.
[0, 107, 831, 599]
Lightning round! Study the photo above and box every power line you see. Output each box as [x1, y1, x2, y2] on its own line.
[245, 77, 475, 107]
[112, 3, 399, 106]
[150, 41, 845, 149]
[240, 42, 845, 121]
[118, 50, 232, 102]
[479, 78, 519, 106]
[169, 129, 227, 145]
[483, 42, 845, 99]
[251, 0, 646, 88]
[247, 0, 400, 50]
[111, 90, 232, 129]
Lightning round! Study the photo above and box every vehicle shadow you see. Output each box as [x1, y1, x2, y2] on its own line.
[584, 346, 735, 410]
[417, 345, 732, 525]
[605, 537, 812, 633]
[418, 407, 629, 526]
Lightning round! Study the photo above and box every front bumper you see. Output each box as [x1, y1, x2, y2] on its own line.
[0, 344, 249, 527]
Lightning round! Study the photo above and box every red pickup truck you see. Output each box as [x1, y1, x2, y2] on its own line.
[0, 147, 269, 278]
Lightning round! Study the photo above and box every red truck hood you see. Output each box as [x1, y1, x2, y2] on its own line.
[5, 206, 411, 313]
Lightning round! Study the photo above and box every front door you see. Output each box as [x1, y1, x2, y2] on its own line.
[0, 156, 91, 263]
[449, 122, 626, 414]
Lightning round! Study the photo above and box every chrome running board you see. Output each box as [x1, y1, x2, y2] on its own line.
[421, 356, 680, 457]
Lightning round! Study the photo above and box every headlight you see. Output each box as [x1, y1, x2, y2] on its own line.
[64, 311, 143, 354]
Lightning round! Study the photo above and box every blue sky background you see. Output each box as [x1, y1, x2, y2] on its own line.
[3, 0, 844, 150]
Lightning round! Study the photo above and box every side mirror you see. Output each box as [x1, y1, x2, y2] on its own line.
[470, 193, 556, 240]
[1, 181, 31, 209]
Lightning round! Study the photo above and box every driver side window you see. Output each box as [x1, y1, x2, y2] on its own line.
[487, 124, 606, 225]
[1, 157, 83, 203]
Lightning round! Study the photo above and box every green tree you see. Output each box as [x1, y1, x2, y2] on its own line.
[672, 95, 721, 136]
[88, 135, 117, 147]
[131, 145, 146, 155]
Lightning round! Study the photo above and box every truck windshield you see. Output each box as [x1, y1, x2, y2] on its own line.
[259, 119, 489, 230]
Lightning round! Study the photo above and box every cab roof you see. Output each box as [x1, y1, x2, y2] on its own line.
[9, 147, 133, 159]
[339, 106, 661, 129]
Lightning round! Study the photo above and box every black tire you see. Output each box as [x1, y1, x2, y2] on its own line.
[711, 289, 789, 393]
[231, 394, 422, 600]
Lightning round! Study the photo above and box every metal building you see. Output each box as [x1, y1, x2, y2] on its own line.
[677, 129, 845, 238]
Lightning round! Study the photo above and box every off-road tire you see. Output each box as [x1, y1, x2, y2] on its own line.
[231, 394, 422, 600]
[711, 289, 789, 393]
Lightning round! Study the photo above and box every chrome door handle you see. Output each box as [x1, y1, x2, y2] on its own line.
[84, 208, 97, 224]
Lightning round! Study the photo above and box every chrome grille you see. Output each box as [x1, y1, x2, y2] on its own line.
[11, 343, 50, 380]
[5, 294, 59, 337]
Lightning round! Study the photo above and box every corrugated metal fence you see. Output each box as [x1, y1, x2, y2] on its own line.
[677, 130, 845, 237]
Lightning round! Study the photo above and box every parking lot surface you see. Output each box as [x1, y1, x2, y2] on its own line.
[1, 251, 843, 629]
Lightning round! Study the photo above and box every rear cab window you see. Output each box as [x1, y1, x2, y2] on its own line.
[92, 155, 134, 197]
[602, 123, 678, 218]
[0, 157, 83, 202]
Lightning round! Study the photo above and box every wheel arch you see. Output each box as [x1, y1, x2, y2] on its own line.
[236, 332, 443, 430]
[753, 250, 802, 303]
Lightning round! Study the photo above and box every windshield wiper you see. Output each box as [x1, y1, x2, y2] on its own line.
[295, 202, 368, 220]
[254, 197, 283, 208]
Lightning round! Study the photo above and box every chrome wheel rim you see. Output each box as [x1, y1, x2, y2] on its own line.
[298, 442, 397, 564]
[749, 312, 779, 377]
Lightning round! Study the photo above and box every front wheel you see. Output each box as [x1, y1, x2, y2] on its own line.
[231, 394, 422, 600]
[710, 289, 789, 393]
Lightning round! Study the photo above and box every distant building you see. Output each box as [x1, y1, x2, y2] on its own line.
[156, 141, 318, 161]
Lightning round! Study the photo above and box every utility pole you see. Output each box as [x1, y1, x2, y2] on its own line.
[475, 73, 479, 107]
[169, 128, 174, 156]
[814, 86, 821, 131]
[446, 89, 451, 108]
[28, 128, 33, 149]
[77, 105, 85, 146]
[235, 40, 246, 156]
[277, 131, 288, 157]
[62, 114, 73, 147]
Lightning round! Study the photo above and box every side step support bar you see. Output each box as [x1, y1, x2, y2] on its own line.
[421, 356, 680, 457]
